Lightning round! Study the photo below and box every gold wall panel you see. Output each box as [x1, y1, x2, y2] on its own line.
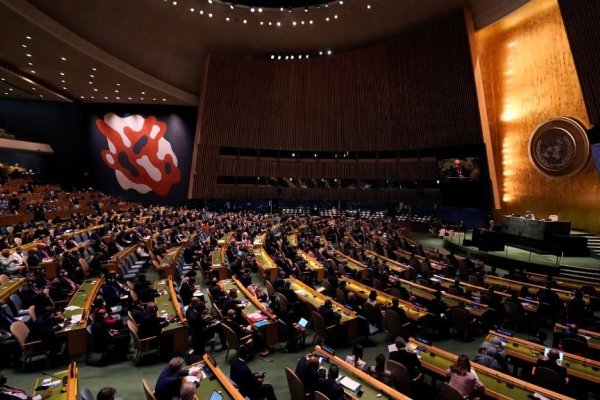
[476, 0, 600, 232]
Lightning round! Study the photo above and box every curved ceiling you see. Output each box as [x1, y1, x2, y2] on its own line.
[0, 0, 528, 105]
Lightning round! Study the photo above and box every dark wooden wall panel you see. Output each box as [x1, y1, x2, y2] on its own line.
[192, 8, 482, 200]
[558, 0, 600, 125]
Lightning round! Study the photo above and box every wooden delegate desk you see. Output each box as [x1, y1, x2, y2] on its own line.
[253, 233, 266, 247]
[332, 250, 367, 280]
[155, 277, 189, 353]
[192, 354, 245, 400]
[253, 246, 278, 283]
[554, 323, 600, 352]
[289, 277, 358, 337]
[105, 244, 139, 275]
[485, 331, 600, 385]
[484, 275, 589, 304]
[297, 250, 325, 282]
[433, 275, 540, 314]
[525, 271, 600, 293]
[287, 232, 298, 248]
[158, 245, 184, 279]
[210, 248, 228, 281]
[219, 277, 278, 345]
[32, 362, 78, 400]
[407, 338, 573, 400]
[313, 345, 410, 400]
[365, 250, 411, 277]
[57, 279, 103, 356]
[340, 277, 428, 322]
[0, 277, 26, 303]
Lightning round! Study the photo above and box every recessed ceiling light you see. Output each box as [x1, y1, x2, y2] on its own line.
[325, 17, 330, 21]
[26, 36, 31, 40]
[39, 94, 43, 97]
[208, 13, 212, 17]
[116, 83, 120, 86]
[258, 8, 262, 12]
[309, 20, 313, 24]
[31, 87, 36, 91]
[60, 72, 65, 75]
[260, 21, 264, 25]
[140, 97, 144, 100]
[153, 98, 156, 101]
[141, 91, 145, 95]
[128, 97, 132, 100]
[0, 78, 4, 81]
[162, 98, 166, 102]
[243, 19, 247, 24]
[90, 96, 95, 99]
[276, 21, 281, 27]
[114, 90, 119, 93]
[90, 74, 94, 78]
[250, 8, 255, 12]
[172, 1, 177, 5]
[89, 81, 93, 84]
[26, 53, 32, 57]
[22, 44, 27, 48]
[334, 14, 338, 19]
[61, 57, 67, 61]
[62, 80, 66, 83]
[200, 10, 204, 14]
[80, 96, 85, 99]
[292, 21, 297, 26]
[225, 17, 230, 21]
[327, 50, 332, 55]
[339, 0, 343, 4]
[93, 88, 98, 92]
[366, 4, 371, 9]
[62, 86, 67, 90]
[30, 70, 35, 74]
[8, 88, 13, 91]
[28, 62, 33, 66]
[92, 67, 97, 71]
[116, 96, 120, 100]
[190, 7, 194, 12]
[104, 96, 108, 99]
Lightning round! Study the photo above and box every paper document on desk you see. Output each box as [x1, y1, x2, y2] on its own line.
[532, 393, 551, 400]
[64, 305, 82, 311]
[70, 314, 83, 323]
[388, 344, 398, 353]
[337, 376, 361, 393]
[294, 290, 306, 296]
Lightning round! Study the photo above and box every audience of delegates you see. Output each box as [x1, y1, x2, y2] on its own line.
[532, 348, 568, 385]
[1, 187, 599, 400]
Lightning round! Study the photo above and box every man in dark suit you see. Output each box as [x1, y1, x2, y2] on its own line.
[316, 364, 345, 400]
[448, 159, 471, 179]
[294, 354, 321, 395]
[389, 337, 422, 379]
[532, 348, 568, 385]
[230, 346, 277, 400]
[137, 302, 172, 339]
[154, 357, 202, 400]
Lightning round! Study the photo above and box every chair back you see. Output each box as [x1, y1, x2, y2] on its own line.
[562, 337, 588, 356]
[373, 279, 384, 291]
[265, 280, 275, 297]
[285, 367, 306, 400]
[0, 274, 9, 284]
[321, 280, 332, 296]
[364, 302, 382, 327]
[222, 323, 241, 356]
[533, 366, 564, 392]
[439, 382, 464, 400]
[127, 320, 142, 348]
[310, 311, 328, 338]
[28, 305, 36, 322]
[336, 288, 347, 303]
[503, 301, 522, 328]
[566, 300, 586, 326]
[314, 391, 330, 400]
[79, 258, 90, 277]
[384, 310, 405, 338]
[80, 387, 94, 400]
[141, 379, 157, 400]
[274, 292, 289, 311]
[387, 359, 412, 394]
[10, 321, 29, 350]
[14, 237, 22, 246]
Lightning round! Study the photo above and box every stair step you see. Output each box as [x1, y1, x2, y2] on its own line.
[558, 273, 600, 283]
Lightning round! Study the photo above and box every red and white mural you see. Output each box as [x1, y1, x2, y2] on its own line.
[96, 113, 181, 196]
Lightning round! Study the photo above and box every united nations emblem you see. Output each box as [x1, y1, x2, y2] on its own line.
[528, 117, 589, 177]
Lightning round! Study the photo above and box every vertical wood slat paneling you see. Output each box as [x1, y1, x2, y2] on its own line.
[558, 0, 600, 125]
[192, 9, 482, 200]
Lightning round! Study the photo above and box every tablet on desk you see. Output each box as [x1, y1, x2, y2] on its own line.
[298, 317, 309, 328]
[209, 390, 223, 400]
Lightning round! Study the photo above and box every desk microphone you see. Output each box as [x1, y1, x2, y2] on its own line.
[41, 372, 67, 386]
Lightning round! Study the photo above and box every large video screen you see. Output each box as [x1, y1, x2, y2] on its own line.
[438, 157, 481, 182]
